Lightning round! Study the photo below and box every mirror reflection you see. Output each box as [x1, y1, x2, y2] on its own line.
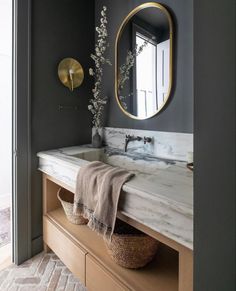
[116, 4, 173, 119]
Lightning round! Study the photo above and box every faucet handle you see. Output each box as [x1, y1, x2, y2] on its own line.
[144, 136, 152, 144]
[137, 136, 142, 141]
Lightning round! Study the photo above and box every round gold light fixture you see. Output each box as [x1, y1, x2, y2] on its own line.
[58, 58, 84, 91]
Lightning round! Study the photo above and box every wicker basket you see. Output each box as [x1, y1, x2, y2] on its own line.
[57, 188, 88, 225]
[105, 220, 159, 269]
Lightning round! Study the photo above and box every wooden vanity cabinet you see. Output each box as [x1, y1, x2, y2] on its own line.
[43, 217, 86, 284]
[86, 255, 128, 291]
[42, 173, 193, 291]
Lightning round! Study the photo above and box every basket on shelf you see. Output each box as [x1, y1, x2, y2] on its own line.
[105, 219, 159, 269]
[57, 188, 88, 225]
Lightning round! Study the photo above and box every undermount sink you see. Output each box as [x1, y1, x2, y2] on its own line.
[69, 147, 175, 175]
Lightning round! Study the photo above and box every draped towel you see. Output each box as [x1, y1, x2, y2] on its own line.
[73, 161, 134, 241]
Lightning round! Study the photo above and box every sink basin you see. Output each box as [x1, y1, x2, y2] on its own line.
[70, 147, 175, 175]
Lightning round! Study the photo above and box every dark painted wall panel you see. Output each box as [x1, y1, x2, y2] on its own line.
[14, 0, 31, 264]
[31, 0, 94, 249]
[95, 0, 193, 133]
[194, 0, 236, 290]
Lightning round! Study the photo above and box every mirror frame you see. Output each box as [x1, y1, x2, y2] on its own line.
[115, 2, 173, 120]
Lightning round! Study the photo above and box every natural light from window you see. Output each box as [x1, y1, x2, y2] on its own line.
[136, 33, 157, 118]
[0, 0, 12, 264]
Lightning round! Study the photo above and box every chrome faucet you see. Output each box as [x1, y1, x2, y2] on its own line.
[124, 134, 142, 152]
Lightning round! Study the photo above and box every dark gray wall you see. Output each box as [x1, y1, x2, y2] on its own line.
[194, 0, 236, 290]
[31, 0, 94, 253]
[95, 0, 193, 133]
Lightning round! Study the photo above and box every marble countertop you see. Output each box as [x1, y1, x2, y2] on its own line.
[38, 145, 193, 250]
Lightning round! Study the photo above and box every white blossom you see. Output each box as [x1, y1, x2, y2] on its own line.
[89, 68, 94, 76]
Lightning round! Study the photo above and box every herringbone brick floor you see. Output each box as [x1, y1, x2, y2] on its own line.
[0, 252, 86, 291]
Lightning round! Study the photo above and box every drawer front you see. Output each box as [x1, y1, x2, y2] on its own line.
[43, 216, 86, 285]
[86, 255, 127, 291]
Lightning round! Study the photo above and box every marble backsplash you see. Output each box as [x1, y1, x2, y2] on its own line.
[98, 127, 193, 162]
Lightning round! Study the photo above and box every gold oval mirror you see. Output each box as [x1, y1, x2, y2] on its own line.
[115, 3, 173, 120]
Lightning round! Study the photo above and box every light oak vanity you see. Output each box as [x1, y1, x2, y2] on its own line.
[39, 143, 193, 291]
[43, 174, 192, 291]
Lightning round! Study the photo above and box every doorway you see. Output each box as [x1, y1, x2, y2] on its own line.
[0, 0, 12, 269]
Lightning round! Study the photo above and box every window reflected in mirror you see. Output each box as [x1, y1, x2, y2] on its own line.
[116, 3, 173, 120]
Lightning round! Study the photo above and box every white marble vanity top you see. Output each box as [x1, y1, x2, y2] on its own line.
[38, 145, 193, 250]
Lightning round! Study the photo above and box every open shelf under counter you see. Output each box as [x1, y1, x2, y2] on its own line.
[45, 207, 178, 291]
[42, 173, 193, 291]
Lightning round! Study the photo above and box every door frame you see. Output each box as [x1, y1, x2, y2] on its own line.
[12, 0, 31, 265]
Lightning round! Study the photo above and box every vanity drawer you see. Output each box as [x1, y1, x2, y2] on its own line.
[86, 255, 128, 291]
[43, 216, 86, 285]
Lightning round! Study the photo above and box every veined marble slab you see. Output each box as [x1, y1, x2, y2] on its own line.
[38, 145, 193, 250]
[101, 127, 193, 162]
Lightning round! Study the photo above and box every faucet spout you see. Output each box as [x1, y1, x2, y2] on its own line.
[124, 135, 130, 152]
[124, 134, 142, 152]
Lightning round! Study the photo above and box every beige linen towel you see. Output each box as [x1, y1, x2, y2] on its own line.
[73, 161, 134, 241]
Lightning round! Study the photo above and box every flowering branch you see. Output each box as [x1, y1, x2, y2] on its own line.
[88, 6, 111, 128]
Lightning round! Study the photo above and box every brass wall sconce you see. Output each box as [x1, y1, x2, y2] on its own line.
[58, 58, 84, 91]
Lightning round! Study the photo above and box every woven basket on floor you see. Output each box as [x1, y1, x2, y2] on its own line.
[105, 220, 159, 269]
[57, 188, 88, 225]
